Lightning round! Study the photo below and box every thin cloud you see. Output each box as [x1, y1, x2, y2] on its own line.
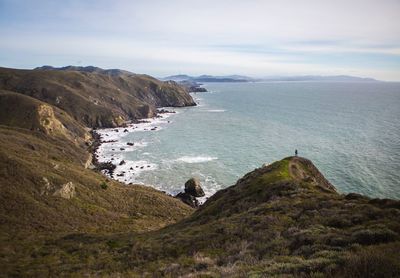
[0, 0, 399, 80]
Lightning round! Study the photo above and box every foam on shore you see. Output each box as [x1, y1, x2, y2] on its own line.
[95, 109, 177, 183]
[94, 104, 223, 204]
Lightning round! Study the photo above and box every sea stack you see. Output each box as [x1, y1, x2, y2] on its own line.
[175, 177, 205, 207]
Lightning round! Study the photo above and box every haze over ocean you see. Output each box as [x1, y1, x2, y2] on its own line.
[97, 81, 400, 200]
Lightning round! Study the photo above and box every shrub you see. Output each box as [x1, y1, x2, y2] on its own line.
[351, 228, 397, 245]
[337, 243, 400, 278]
[100, 181, 108, 190]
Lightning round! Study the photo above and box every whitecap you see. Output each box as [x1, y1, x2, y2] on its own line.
[205, 109, 226, 112]
[176, 156, 218, 163]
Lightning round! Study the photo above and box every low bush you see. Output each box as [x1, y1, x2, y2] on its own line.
[337, 243, 400, 278]
[351, 228, 397, 245]
[100, 181, 108, 189]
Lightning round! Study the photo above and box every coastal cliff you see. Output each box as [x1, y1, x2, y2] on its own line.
[0, 66, 196, 128]
[0, 67, 399, 277]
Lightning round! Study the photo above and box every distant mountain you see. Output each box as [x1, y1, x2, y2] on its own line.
[261, 75, 379, 82]
[162, 74, 257, 83]
[160, 74, 254, 92]
[163, 74, 379, 83]
[162, 74, 193, 82]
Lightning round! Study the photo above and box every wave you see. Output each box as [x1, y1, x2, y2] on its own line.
[205, 109, 226, 112]
[176, 156, 218, 163]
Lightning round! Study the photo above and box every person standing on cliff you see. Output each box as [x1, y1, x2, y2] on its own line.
[295, 149, 298, 156]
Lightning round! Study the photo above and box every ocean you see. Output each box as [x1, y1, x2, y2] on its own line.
[96, 81, 400, 200]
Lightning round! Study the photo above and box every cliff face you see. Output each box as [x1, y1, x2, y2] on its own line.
[0, 91, 90, 145]
[0, 67, 196, 128]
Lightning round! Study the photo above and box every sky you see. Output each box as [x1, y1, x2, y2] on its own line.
[0, 0, 399, 80]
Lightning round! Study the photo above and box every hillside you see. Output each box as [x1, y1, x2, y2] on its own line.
[0, 124, 194, 275]
[0, 90, 90, 145]
[0, 67, 196, 230]
[136, 157, 399, 276]
[0, 67, 195, 128]
[2, 156, 399, 276]
[0, 66, 195, 275]
[0, 78, 195, 239]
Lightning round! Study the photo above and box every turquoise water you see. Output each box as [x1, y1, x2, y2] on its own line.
[98, 82, 400, 200]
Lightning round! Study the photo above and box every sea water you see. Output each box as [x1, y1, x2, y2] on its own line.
[96, 82, 400, 200]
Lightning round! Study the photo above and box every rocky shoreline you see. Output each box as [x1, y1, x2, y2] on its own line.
[89, 113, 168, 178]
[90, 130, 117, 177]
[89, 108, 205, 206]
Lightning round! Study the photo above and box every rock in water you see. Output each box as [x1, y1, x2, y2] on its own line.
[184, 177, 205, 197]
[175, 192, 199, 208]
[53, 182, 76, 199]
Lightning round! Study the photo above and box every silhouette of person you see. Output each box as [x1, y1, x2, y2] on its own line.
[295, 149, 298, 156]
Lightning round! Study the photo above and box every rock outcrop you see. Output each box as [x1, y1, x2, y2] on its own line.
[53, 182, 76, 199]
[184, 177, 205, 197]
[37, 104, 66, 135]
[176, 177, 205, 207]
[175, 192, 199, 208]
[0, 91, 90, 146]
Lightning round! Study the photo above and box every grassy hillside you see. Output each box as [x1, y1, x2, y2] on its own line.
[115, 157, 400, 276]
[0, 67, 196, 276]
[0, 124, 193, 276]
[2, 157, 398, 277]
[0, 67, 195, 128]
[0, 81, 194, 233]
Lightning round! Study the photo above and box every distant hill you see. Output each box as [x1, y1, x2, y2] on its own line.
[163, 74, 379, 83]
[262, 75, 379, 82]
[163, 74, 258, 83]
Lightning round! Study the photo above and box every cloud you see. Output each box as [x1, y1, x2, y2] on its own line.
[283, 44, 400, 56]
[0, 0, 399, 80]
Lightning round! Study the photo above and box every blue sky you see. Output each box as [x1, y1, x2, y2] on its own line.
[0, 0, 399, 80]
